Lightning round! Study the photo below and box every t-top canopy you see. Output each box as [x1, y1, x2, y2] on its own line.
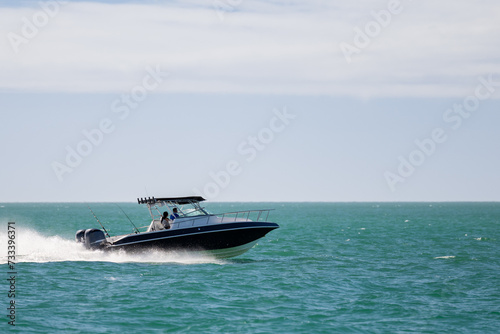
[137, 196, 206, 205]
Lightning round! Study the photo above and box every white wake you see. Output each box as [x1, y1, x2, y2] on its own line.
[0, 228, 223, 265]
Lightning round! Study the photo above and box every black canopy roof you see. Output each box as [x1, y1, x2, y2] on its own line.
[137, 196, 206, 205]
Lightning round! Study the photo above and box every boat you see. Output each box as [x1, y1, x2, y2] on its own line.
[75, 196, 279, 258]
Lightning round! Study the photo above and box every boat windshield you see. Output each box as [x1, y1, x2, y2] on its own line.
[179, 206, 210, 217]
[140, 197, 211, 223]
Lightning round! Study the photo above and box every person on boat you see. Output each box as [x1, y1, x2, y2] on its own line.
[170, 208, 180, 221]
[161, 212, 171, 229]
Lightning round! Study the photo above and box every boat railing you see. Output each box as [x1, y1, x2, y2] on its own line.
[169, 209, 274, 230]
[218, 209, 273, 224]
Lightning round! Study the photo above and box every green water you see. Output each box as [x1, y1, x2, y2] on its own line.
[1, 202, 499, 333]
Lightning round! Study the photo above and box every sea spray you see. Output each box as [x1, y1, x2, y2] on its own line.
[0, 227, 224, 265]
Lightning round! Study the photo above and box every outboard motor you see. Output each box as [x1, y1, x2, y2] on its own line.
[83, 228, 106, 250]
[75, 229, 86, 243]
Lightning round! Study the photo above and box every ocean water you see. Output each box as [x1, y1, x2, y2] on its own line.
[1, 202, 499, 333]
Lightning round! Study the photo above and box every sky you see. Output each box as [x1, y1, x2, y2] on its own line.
[1, 0, 500, 202]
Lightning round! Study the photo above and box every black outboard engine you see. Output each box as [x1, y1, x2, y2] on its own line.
[79, 229, 106, 250]
[75, 229, 86, 243]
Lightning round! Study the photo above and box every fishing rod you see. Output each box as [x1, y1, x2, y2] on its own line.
[115, 203, 140, 234]
[86, 205, 110, 238]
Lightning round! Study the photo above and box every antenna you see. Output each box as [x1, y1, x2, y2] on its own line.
[115, 204, 140, 234]
[86, 205, 110, 238]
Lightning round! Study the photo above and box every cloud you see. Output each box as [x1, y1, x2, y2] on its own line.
[1, 0, 500, 97]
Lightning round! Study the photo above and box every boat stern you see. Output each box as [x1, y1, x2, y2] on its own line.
[75, 228, 107, 250]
